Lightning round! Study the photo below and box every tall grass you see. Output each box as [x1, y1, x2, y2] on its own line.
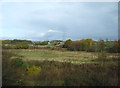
[2, 49, 119, 86]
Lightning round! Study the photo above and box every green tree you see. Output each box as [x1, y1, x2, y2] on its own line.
[63, 39, 73, 48]
[98, 40, 105, 52]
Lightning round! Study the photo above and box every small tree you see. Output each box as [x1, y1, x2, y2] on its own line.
[98, 40, 105, 52]
[63, 39, 73, 48]
[27, 65, 41, 77]
[14, 42, 29, 49]
[11, 58, 23, 67]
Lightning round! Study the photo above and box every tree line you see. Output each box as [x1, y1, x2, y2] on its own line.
[2, 39, 120, 53]
[2, 39, 49, 49]
[63, 39, 120, 53]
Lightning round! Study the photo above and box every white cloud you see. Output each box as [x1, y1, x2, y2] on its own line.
[36, 29, 61, 38]
[48, 29, 59, 33]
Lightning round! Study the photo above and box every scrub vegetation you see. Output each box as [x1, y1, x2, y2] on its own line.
[2, 39, 120, 86]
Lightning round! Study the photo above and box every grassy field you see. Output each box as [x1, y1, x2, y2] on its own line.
[2, 39, 120, 86]
[6, 49, 104, 64]
[2, 49, 119, 86]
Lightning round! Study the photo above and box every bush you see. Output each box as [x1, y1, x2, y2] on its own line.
[11, 58, 23, 67]
[2, 50, 18, 86]
[87, 45, 97, 52]
[41, 41, 49, 45]
[98, 52, 107, 63]
[34, 41, 49, 45]
[63, 39, 73, 48]
[27, 65, 41, 77]
[64, 39, 94, 51]
[2, 44, 13, 49]
[98, 40, 105, 52]
[22, 62, 30, 68]
[69, 41, 82, 51]
[14, 42, 29, 49]
[46, 46, 50, 48]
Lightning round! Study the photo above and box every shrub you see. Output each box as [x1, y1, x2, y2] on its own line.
[41, 41, 49, 45]
[2, 50, 20, 86]
[27, 65, 41, 77]
[2, 44, 13, 49]
[11, 58, 23, 67]
[69, 41, 82, 51]
[87, 45, 97, 52]
[22, 62, 30, 68]
[34, 41, 41, 45]
[14, 42, 29, 49]
[98, 40, 105, 52]
[65, 39, 94, 51]
[63, 39, 73, 48]
[105, 41, 118, 53]
[34, 41, 49, 45]
[98, 52, 107, 64]
[46, 46, 50, 48]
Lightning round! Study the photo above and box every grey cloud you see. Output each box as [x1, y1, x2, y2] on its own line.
[1, 2, 118, 41]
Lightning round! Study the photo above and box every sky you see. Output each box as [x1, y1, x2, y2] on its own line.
[0, 2, 118, 41]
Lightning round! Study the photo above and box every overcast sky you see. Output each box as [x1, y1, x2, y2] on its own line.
[0, 2, 118, 41]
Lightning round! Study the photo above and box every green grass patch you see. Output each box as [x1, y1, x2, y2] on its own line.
[8, 49, 98, 64]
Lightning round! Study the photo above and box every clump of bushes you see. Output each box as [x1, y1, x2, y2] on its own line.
[2, 44, 13, 49]
[46, 46, 50, 48]
[2, 50, 20, 86]
[11, 58, 23, 67]
[14, 42, 29, 49]
[98, 52, 107, 62]
[63, 39, 94, 51]
[22, 62, 30, 68]
[106, 41, 119, 53]
[34, 41, 49, 45]
[62, 39, 73, 48]
[26, 65, 41, 77]
[63, 39, 120, 53]
[25, 60, 118, 86]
